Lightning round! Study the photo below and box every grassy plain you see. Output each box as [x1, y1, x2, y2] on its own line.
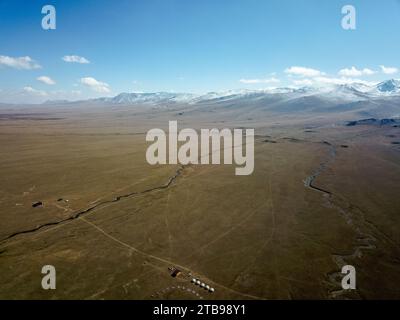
[0, 106, 399, 299]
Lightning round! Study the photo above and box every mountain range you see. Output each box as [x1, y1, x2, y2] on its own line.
[43, 79, 400, 107]
[38, 79, 400, 122]
[90, 79, 400, 104]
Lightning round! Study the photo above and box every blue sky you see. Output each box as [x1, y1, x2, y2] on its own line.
[0, 0, 400, 103]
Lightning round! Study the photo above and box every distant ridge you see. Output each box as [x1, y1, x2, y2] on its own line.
[40, 79, 400, 106]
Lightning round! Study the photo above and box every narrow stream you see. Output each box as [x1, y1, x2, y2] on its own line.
[0, 166, 186, 243]
[303, 141, 376, 299]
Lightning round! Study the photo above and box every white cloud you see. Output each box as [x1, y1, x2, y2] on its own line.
[0, 88, 102, 104]
[23, 86, 47, 96]
[80, 77, 110, 93]
[380, 65, 398, 75]
[62, 55, 90, 64]
[239, 77, 280, 84]
[37, 76, 56, 85]
[315, 77, 349, 85]
[314, 76, 377, 86]
[0, 55, 41, 70]
[292, 79, 313, 86]
[285, 66, 324, 77]
[338, 66, 375, 77]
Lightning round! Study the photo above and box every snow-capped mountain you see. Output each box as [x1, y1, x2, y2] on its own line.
[375, 79, 400, 93]
[104, 81, 399, 105]
[41, 79, 400, 107]
[101, 92, 198, 105]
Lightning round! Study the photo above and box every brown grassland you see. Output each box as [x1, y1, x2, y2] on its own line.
[0, 105, 399, 299]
